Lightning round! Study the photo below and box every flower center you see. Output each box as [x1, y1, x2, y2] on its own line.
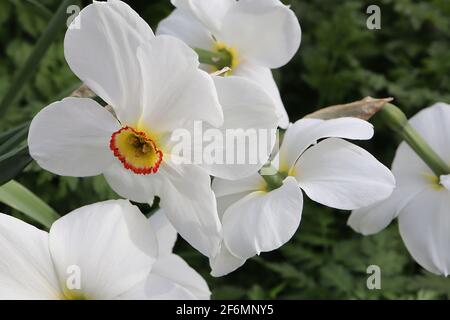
[212, 42, 239, 75]
[109, 126, 163, 174]
[62, 288, 89, 300]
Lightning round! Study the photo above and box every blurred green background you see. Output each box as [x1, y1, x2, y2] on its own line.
[1, 0, 450, 299]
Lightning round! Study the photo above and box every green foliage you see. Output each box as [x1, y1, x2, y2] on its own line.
[0, 0, 449, 299]
[0, 180, 60, 229]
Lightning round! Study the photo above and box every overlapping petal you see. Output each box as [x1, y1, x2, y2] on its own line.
[279, 118, 374, 173]
[149, 254, 211, 299]
[0, 214, 60, 300]
[103, 161, 163, 203]
[222, 177, 303, 259]
[148, 209, 178, 255]
[159, 161, 222, 258]
[213, 173, 266, 219]
[407, 103, 450, 162]
[348, 141, 433, 235]
[233, 62, 289, 128]
[157, 8, 214, 49]
[48, 200, 158, 300]
[64, 0, 154, 124]
[28, 98, 119, 177]
[210, 243, 246, 277]
[136, 36, 223, 132]
[193, 76, 278, 179]
[398, 188, 450, 276]
[171, 0, 233, 33]
[295, 138, 395, 210]
[218, 0, 301, 68]
[213, 172, 266, 197]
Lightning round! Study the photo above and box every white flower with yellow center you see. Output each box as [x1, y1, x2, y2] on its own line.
[210, 117, 395, 276]
[0, 200, 210, 300]
[28, 0, 278, 258]
[157, 0, 302, 128]
[349, 103, 450, 276]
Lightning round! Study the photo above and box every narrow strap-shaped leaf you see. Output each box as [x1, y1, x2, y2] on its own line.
[0, 146, 33, 186]
[24, 0, 53, 19]
[0, 0, 79, 117]
[0, 126, 29, 155]
[0, 180, 60, 229]
[0, 121, 30, 145]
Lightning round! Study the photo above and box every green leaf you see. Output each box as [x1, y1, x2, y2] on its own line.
[23, 0, 53, 20]
[0, 180, 59, 229]
[0, 122, 30, 145]
[0, 146, 33, 186]
[0, 125, 28, 155]
[0, 0, 79, 118]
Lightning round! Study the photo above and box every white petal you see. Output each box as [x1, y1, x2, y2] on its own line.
[295, 138, 395, 210]
[48, 200, 158, 300]
[407, 102, 450, 162]
[347, 178, 423, 235]
[348, 138, 436, 235]
[222, 177, 303, 259]
[233, 62, 289, 128]
[118, 253, 210, 300]
[171, 0, 233, 33]
[159, 162, 222, 258]
[119, 275, 193, 300]
[279, 118, 374, 173]
[210, 242, 246, 277]
[0, 214, 60, 299]
[148, 209, 178, 255]
[349, 135, 438, 235]
[150, 254, 210, 299]
[64, 0, 153, 124]
[391, 142, 433, 180]
[440, 175, 450, 190]
[348, 199, 397, 236]
[28, 98, 119, 177]
[157, 8, 214, 49]
[213, 173, 266, 218]
[136, 36, 223, 132]
[196, 76, 278, 179]
[216, 192, 252, 220]
[398, 188, 450, 276]
[103, 161, 164, 203]
[218, 0, 301, 68]
[213, 172, 266, 197]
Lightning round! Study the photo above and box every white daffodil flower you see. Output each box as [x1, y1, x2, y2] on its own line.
[157, 0, 302, 128]
[210, 117, 395, 276]
[28, 0, 278, 258]
[0, 200, 210, 300]
[349, 103, 450, 276]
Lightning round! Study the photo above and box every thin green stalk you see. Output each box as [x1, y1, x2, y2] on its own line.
[380, 103, 450, 177]
[260, 165, 286, 191]
[0, 0, 79, 117]
[24, 0, 53, 19]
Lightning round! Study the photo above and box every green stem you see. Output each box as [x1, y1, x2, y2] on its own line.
[0, 0, 79, 117]
[24, 0, 53, 19]
[380, 103, 450, 177]
[194, 48, 232, 70]
[260, 165, 286, 191]
[145, 196, 161, 218]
